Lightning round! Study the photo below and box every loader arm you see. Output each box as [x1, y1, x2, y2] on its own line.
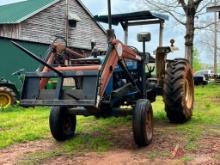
[40, 43, 84, 89]
[99, 39, 142, 98]
[14, 38, 144, 109]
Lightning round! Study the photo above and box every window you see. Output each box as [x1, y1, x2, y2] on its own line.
[68, 13, 81, 28]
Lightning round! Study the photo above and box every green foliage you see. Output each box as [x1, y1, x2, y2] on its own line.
[193, 48, 202, 71]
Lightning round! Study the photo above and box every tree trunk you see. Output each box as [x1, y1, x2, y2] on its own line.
[184, 14, 195, 66]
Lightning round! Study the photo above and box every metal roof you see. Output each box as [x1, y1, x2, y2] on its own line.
[0, 0, 60, 24]
[94, 11, 169, 26]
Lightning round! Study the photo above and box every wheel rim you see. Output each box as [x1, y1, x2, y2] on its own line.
[62, 116, 73, 135]
[145, 109, 153, 141]
[0, 92, 12, 108]
[184, 79, 193, 110]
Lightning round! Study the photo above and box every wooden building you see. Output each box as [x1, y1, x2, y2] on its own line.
[0, 0, 107, 89]
[0, 0, 107, 50]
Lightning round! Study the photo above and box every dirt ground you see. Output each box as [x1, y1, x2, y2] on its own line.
[0, 120, 220, 165]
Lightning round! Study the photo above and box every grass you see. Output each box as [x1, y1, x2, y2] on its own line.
[182, 84, 220, 152]
[17, 151, 61, 165]
[0, 106, 50, 148]
[62, 116, 130, 153]
[0, 106, 130, 150]
[147, 83, 220, 157]
[0, 83, 220, 163]
[181, 156, 193, 163]
[148, 151, 170, 159]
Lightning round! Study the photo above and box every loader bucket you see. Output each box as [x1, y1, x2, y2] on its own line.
[20, 66, 100, 109]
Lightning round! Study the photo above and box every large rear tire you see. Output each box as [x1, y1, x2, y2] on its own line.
[132, 99, 153, 147]
[49, 106, 76, 141]
[163, 58, 194, 123]
[0, 86, 16, 109]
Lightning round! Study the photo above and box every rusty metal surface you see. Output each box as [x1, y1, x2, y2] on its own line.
[156, 47, 170, 87]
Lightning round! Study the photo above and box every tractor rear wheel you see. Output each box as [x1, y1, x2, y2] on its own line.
[163, 58, 194, 123]
[132, 99, 153, 147]
[0, 86, 16, 109]
[49, 106, 76, 141]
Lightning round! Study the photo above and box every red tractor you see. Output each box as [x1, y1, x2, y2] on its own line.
[13, 1, 194, 147]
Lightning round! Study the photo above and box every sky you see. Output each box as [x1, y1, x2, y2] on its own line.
[80, 0, 218, 64]
[81, 0, 187, 60]
[0, 0, 217, 64]
[0, 0, 24, 5]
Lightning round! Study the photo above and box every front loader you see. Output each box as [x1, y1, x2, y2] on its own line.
[13, 0, 194, 147]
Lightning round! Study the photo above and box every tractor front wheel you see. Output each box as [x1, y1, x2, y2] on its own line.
[163, 58, 194, 123]
[49, 106, 76, 141]
[132, 99, 153, 147]
[0, 86, 16, 109]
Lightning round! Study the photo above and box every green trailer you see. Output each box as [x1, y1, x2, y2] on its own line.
[0, 37, 49, 108]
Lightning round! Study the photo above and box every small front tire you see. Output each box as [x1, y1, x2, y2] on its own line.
[49, 106, 76, 141]
[132, 99, 153, 147]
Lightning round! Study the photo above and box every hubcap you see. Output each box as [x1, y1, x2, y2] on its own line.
[0, 92, 11, 108]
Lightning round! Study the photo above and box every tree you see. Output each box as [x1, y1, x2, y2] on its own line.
[192, 47, 202, 71]
[142, 0, 212, 66]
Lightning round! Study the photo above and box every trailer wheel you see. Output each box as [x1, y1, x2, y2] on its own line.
[132, 99, 153, 147]
[163, 58, 194, 123]
[0, 86, 16, 109]
[49, 106, 76, 141]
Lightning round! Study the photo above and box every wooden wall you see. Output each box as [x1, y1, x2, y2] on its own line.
[0, 24, 19, 38]
[20, 1, 66, 44]
[68, 0, 107, 50]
